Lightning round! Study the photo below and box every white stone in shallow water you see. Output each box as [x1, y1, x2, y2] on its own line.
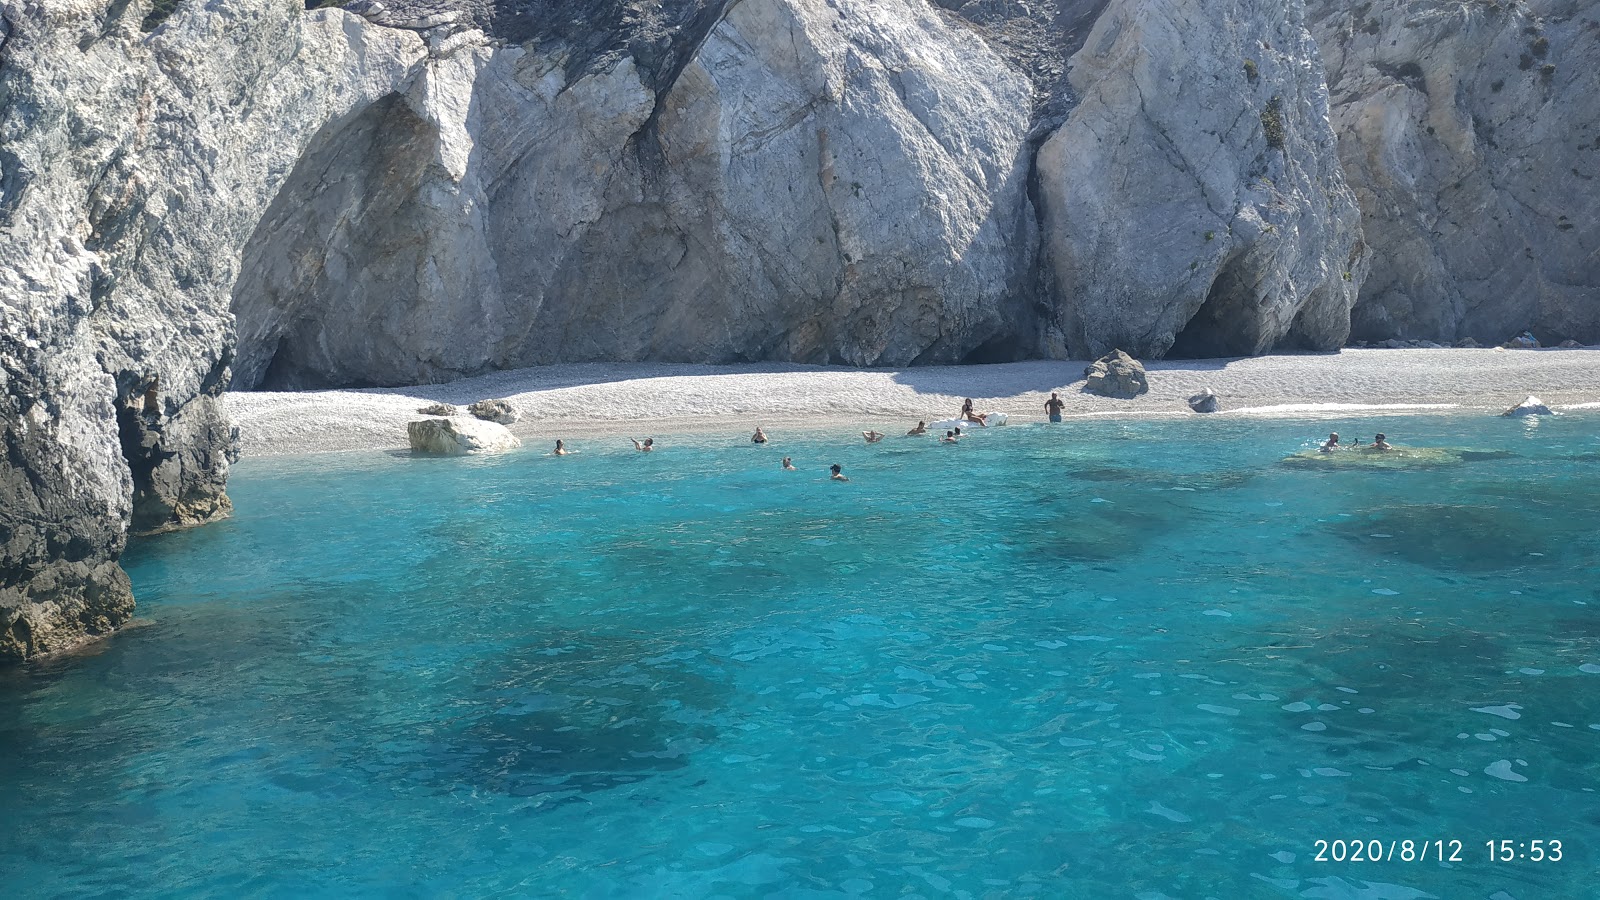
[1580, 663, 1600, 674]
[1471, 704, 1523, 720]
[1484, 759, 1528, 782]
[1198, 704, 1240, 716]
[1282, 701, 1313, 712]
[1371, 588, 1399, 596]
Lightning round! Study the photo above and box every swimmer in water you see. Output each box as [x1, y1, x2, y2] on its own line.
[1372, 433, 1392, 451]
[632, 437, 655, 452]
[752, 426, 768, 444]
[782, 456, 797, 470]
[906, 421, 927, 436]
[940, 430, 959, 444]
[830, 463, 849, 482]
[863, 430, 885, 444]
[1319, 432, 1340, 453]
[552, 439, 570, 456]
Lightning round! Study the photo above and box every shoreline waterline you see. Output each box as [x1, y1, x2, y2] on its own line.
[225, 349, 1600, 457]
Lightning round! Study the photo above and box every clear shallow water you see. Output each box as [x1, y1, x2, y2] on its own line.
[3, 414, 1600, 899]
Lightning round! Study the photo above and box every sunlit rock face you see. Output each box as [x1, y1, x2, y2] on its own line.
[1036, 0, 1365, 361]
[1309, 0, 1600, 345]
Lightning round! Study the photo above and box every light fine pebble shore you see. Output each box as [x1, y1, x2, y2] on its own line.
[227, 349, 1600, 456]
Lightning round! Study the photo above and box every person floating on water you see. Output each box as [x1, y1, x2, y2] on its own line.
[552, 439, 571, 456]
[632, 438, 655, 452]
[782, 456, 797, 470]
[960, 398, 988, 426]
[863, 430, 885, 443]
[906, 421, 927, 436]
[941, 430, 959, 444]
[1319, 432, 1340, 453]
[1044, 392, 1064, 423]
[1371, 433, 1392, 451]
[752, 426, 768, 444]
[830, 464, 849, 482]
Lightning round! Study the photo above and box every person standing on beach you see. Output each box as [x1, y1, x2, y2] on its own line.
[830, 464, 849, 481]
[782, 457, 797, 470]
[1044, 392, 1064, 423]
[632, 438, 655, 452]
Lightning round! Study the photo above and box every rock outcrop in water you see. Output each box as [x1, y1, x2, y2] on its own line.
[3, 0, 1597, 659]
[1309, 0, 1600, 345]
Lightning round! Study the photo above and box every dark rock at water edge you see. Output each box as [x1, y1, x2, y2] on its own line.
[1187, 389, 1219, 413]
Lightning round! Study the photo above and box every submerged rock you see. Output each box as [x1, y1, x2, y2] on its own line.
[468, 399, 520, 425]
[1280, 446, 1481, 468]
[1083, 351, 1149, 399]
[1187, 389, 1220, 413]
[1501, 396, 1556, 417]
[408, 417, 522, 454]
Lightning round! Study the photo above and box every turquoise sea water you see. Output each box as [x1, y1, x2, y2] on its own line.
[3, 414, 1600, 898]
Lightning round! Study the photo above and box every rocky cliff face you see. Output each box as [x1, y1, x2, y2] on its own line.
[0, 0, 423, 659]
[231, 0, 1038, 387]
[1037, 0, 1365, 360]
[3, 0, 1596, 660]
[1310, 0, 1600, 344]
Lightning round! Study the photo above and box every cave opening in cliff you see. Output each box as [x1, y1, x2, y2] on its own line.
[1166, 256, 1263, 359]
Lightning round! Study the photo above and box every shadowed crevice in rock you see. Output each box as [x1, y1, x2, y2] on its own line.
[232, 92, 446, 391]
[1167, 252, 1264, 359]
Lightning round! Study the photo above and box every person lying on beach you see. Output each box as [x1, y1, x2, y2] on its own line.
[552, 439, 571, 456]
[906, 421, 927, 436]
[960, 398, 988, 426]
[1319, 432, 1340, 453]
[632, 438, 655, 452]
[752, 426, 768, 444]
[782, 456, 797, 470]
[1371, 433, 1392, 451]
[830, 464, 849, 481]
[940, 430, 959, 444]
[1045, 392, 1064, 423]
[863, 430, 885, 443]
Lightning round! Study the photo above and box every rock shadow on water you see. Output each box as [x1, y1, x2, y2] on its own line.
[424, 637, 729, 802]
[1332, 503, 1570, 572]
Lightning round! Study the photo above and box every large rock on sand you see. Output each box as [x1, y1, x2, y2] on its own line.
[408, 417, 522, 454]
[468, 399, 520, 424]
[1084, 350, 1150, 399]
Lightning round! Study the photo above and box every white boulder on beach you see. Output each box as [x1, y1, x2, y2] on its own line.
[407, 417, 522, 455]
